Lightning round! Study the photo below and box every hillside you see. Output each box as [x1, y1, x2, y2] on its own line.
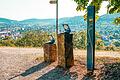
[0, 13, 119, 29]
[0, 13, 120, 47]
[0, 13, 119, 26]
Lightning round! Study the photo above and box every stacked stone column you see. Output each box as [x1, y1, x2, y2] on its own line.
[43, 44, 57, 62]
[57, 33, 74, 68]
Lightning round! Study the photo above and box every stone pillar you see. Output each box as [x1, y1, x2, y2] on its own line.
[43, 43, 57, 62]
[57, 33, 74, 68]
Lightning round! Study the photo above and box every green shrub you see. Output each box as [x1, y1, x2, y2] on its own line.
[113, 41, 120, 47]
[96, 39, 105, 50]
[73, 31, 87, 49]
[15, 30, 49, 47]
[0, 36, 15, 47]
[0, 30, 119, 51]
[104, 45, 115, 51]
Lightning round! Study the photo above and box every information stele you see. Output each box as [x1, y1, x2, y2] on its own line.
[87, 6, 95, 71]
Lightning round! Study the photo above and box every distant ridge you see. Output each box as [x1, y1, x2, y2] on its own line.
[0, 18, 17, 23]
[19, 18, 55, 25]
[0, 13, 120, 25]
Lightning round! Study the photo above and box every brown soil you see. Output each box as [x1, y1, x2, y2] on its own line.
[0, 47, 120, 80]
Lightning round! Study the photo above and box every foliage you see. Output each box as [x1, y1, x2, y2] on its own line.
[96, 39, 105, 50]
[0, 30, 50, 47]
[73, 31, 87, 49]
[73, 0, 120, 24]
[95, 32, 105, 50]
[0, 36, 15, 47]
[15, 31, 49, 47]
[0, 30, 119, 51]
[108, 0, 120, 14]
[114, 17, 120, 25]
[113, 41, 120, 47]
[73, 31, 119, 51]
[83, 14, 99, 21]
[104, 45, 115, 51]
[73, 0, 120, 14]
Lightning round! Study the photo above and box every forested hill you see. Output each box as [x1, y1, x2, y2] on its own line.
[0, 13, 120, 32]
[0, 13, 120, 48]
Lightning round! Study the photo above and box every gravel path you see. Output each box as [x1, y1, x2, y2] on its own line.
[0, 47, 120, 80]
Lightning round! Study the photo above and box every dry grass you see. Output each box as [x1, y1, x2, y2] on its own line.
[0, 47, 120, 80]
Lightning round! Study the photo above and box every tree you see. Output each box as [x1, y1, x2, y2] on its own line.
[73, 0, 120, 24]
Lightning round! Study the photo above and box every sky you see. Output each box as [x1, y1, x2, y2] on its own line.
[0, 0, 109, 20]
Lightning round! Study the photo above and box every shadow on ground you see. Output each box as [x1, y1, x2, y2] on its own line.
[97, 62, 120, 80]
[82, 71, 96, 80]
[9, 61, 50, 80]
[21, 61, 50, 77]
[81, 63, 120, 80]
[36, 66, 78, 80]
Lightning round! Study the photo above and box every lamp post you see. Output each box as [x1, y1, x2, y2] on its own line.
[49, 0, 58, 62]
[49, 0, 58, 35]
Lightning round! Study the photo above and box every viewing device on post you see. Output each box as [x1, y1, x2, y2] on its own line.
[47, 35, 55, 44]
[62, 24, 71, 34]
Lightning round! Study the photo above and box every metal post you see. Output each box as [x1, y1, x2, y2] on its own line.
[55, 0, 58, 62]
[49, 0, 58, 34]
[49, 0, 58, 61]
[87, 6, 95, 72]
[56, 0, 58, 34]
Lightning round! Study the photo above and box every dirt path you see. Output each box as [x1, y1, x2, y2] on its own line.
[0, 47, 120, 80]
[0, 47, 44, 80]
[74, 49, 120, 58]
